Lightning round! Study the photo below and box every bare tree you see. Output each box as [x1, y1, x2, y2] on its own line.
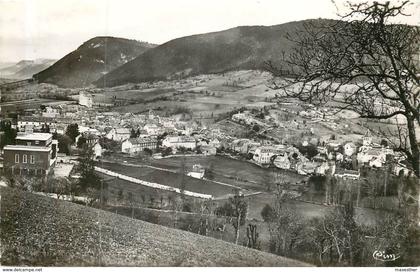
[266, 1, 419, 176]
[310, 202, 364, 265]
[245, 223, 261, 249]
[230, 194, 248, 245]
[263, 182, 306, 257]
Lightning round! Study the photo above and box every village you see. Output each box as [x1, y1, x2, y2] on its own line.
[0, 80, 416, 218]
[1, 0, 419, 268]
[2, 83, 418, 264]
[1, 87, 414, 181]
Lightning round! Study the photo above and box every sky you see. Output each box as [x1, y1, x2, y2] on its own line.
[0, 0, 419, 62]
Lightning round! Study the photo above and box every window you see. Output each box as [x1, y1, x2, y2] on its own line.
[30, 155, 35, 164]
[35, 140, 40, 145]
[22, 154, 27, 163]
[15, 154, 19, 163]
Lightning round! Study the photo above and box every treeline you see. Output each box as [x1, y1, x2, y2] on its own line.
[260, 191, 419, 266]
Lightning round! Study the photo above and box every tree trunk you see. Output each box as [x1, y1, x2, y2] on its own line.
[407, 117, 419, 177]
[325, 179, 329, 204]
[348, 232, 354, 266]
[234, 226, 240, 245]
[384, 163, 388, 198]
[282, 236, 287, 254]
[234, 214, 241, 244]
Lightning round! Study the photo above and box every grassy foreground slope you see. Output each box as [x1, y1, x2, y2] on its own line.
[0, 187, 309, 266]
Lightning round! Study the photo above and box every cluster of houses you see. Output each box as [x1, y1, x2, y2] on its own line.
[1, 95, 415, 181]
[213, 126, 413, 180]
[226, 105, 416, 179]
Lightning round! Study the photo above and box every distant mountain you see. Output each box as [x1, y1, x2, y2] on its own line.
[0, 62, 16, 69]
[95, 19, 331, 87]
[33, 36, 156, 88]
[0, 59, 56, 79]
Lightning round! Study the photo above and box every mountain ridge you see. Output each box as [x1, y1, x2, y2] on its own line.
[33, 36, 157, 88]
[94, 19, 335, 87]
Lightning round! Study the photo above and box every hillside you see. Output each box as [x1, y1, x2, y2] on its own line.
[0, 59, 56, 79]
[0, 187, 309, 266]
[33, 37, 156, 88]
[95, 19, 332, 87]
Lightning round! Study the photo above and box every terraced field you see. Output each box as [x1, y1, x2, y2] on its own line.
[0, 187, 308, 266]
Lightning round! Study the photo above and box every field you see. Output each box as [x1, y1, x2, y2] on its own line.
[102, 87, 176, 102]
[109, 70, 278, 117]
[0, 186, 308, 266]
[152, 155, 305, 190]
[241, 192, 388, 226]
[99, 161, 236, 197]
[0, 98, 74, 114]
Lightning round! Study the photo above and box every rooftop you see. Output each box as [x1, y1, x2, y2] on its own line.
[16, 133, 53, 142]
[167, 136, 196, 143]
[3, 145, 51, 152]
[128, 137, 158, 145]
[114, 128, 131, 134]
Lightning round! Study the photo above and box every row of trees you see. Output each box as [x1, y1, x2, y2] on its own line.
[0, 120, 17, 148]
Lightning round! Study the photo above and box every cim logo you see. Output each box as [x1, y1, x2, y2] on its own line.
[373, 250, 401, 262]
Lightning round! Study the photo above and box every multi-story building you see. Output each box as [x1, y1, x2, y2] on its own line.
[253, 145, 284, 164]
[122, 137, 158, 154]
[3, 132, 58, 177]
[162, 136, 196, 150]
[17, 116, 57, 132]
[106, 128, 131, 142]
